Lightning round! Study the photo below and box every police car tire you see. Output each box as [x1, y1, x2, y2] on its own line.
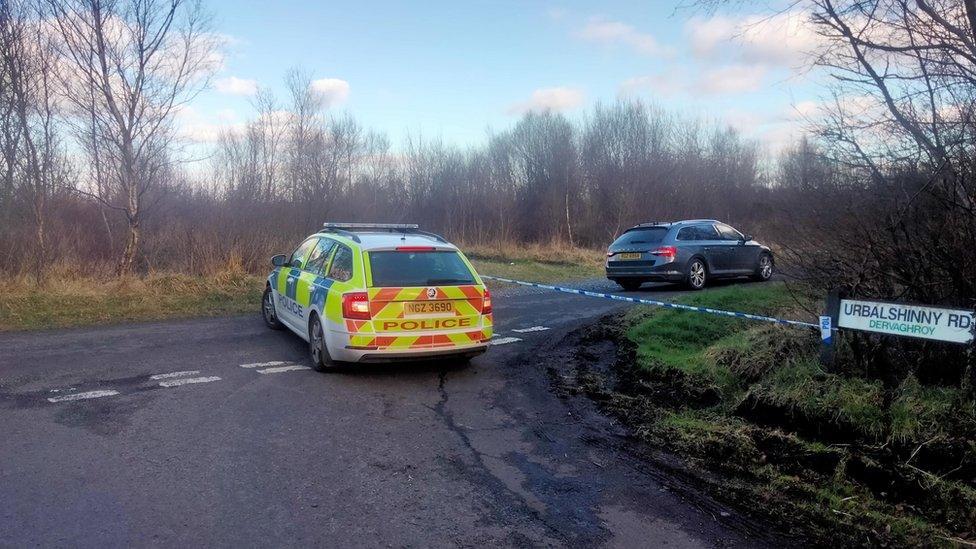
[262, 287, 283, 330]
[309, 315, 338, 372]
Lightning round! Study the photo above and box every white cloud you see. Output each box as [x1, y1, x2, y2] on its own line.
[176, 106, 243, 143]
[619, 72, 684, 97]
[686, 11, 820, 67]
[310, 78, 351, 107]
[578, 18, 672, 57]
[507, 87, 585, 115]
[620, 64, 768, 98]
[790, 100, 821, 120]
[696, 64, 768, 95]
[722, 108, 767, 132]
[720, 107, 807, 153]
[214, 76, 258, 96]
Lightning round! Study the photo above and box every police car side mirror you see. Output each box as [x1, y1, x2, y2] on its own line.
[271, 254, 287, 267]
[742, 234, 753, 243]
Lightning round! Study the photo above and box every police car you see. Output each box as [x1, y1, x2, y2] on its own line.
[262, 223, 493, 370]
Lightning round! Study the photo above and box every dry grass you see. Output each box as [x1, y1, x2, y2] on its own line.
[461, 240, 605, 268]
[0, 268, 264, 332]
[0, 244, 602, 331]
[463, 240, 605, 285]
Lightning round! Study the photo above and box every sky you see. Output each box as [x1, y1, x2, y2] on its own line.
[180, 0, 823, 151]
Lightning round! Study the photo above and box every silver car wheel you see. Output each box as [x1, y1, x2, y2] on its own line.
[690, 261, 706, 289]
[759, 255, 773, 279]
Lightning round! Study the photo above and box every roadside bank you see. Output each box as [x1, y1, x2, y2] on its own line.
[542, 283, 976, 547]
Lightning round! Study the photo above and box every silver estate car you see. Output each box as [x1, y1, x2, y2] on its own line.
[605, 219, 774, 291]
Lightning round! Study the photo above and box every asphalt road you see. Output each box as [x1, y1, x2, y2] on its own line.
[0, 279, 776, 548]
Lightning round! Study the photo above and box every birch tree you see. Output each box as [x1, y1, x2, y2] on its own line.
[47, 0, 217, 274]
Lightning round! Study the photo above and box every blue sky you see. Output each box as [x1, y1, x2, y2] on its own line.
[180, 0, 821, 150]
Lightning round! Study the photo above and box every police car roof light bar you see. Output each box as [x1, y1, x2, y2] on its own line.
[321, 223, 448, 244]
[323, 223, 419, 230]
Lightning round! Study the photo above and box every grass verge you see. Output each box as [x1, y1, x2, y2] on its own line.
[0, 271, 264, 331]
[471, 257, 601, 284]
[466, 241, 604, 284]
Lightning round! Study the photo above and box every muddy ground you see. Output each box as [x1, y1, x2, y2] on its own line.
[534, 314, 976, 548]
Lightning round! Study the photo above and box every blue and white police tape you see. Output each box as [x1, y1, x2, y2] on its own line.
[481, 275, 822, 330]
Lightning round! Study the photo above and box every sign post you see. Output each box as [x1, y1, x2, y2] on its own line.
[819, 289, 842, 368]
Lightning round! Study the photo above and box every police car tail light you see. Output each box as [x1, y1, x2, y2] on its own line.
[482, 289, 492, 315]
[652, 246, 677, 261]
[396, 246, 435, 252]
[342, 292, 371, 320]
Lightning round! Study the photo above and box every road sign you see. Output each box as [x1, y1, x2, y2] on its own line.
[838, 299, 974, 344]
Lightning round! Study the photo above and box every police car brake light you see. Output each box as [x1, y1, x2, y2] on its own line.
[482, 289, 492, 315]
[342, 292, 371, 320]
[652, 246, 677, 260]
[396, 246, 435, 252]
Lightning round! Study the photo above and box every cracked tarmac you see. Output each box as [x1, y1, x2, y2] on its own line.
[0, 280, 772, 547]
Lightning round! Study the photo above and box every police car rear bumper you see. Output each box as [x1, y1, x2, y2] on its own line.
[353, 344, 488, 363]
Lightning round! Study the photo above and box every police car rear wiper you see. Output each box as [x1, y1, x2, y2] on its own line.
[426, 278, 472, 285]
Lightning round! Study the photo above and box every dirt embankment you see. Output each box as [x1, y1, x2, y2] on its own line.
[542, 314, 976, 548]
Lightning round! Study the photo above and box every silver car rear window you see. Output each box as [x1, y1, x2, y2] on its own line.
[612, 227, 668, 247]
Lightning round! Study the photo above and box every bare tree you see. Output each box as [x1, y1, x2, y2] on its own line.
[0, 0, 68, 283]
[812, 0, 976, 170]
[46, 0, 217, 274]
[0, 2, 22, 232]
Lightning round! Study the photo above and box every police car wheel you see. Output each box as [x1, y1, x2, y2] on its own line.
[262, 287, 283, 330]
[309, 315, 337, 372]
[686, 259, 707, 290]
[752, 253, 773, 281]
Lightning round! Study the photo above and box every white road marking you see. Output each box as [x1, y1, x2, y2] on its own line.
[47, 390, 119, 403]
[257, 365, 311, 374]
[490, 337, 522, 346]
[240, 361, 290, 368]
[511, 326, 550, 333]
[149, 370, 200, 380]
[158, 376, 221, 388]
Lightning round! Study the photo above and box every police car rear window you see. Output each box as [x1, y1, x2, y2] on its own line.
[612, 227, 668, 247]
[368, 251, 476, 287]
